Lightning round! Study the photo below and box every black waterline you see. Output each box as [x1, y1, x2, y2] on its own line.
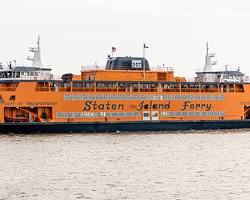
[1, 120, 250, 134]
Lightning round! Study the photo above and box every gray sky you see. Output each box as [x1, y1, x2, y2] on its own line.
[1, 0, 250, 77]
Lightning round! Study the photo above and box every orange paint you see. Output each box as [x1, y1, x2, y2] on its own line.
[0, 68, 249, 123]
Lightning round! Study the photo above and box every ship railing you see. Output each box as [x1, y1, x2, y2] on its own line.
[0, 77, 58, 81]
[196, 66, 241, 73]
[72, 88, 84, 92]
[50, 87, 57, 92]
[96, 88, 117, 92]
[0, 87, 17, 91]
[139, 88, 158, 92]
[81, 65, 174, 72]
[81, 65, 105, 71]
[35, 81, 245, 93]
[235, 89, 244, 92]
[117, 88, 127, 92]
[70, 87, 95, 92]
[151, 66, 174, 71]
[201, 88, 219, 92]
[58, 87, 71, 92]
[43, 87, 95, 92]
[35, 87, 50, 91]
[71, 88, 94, 92]
[39, 87, 244, 93]
[162, 88, 224, 93]
[162, 88, 181, 92]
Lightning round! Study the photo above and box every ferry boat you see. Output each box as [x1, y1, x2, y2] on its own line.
[1, 38, 250, 133]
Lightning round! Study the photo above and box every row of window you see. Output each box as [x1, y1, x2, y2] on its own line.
[64, 94, 225, 101]
[56, 112, 140, 118]
[0, 71, 50, 79]
[61, 82, 243, 89]
[56, 111, 225, 118]
[161, 111, 225, 117]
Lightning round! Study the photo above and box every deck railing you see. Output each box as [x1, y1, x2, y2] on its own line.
[0, 87, 17, 91]
[35, 82, 245, 93]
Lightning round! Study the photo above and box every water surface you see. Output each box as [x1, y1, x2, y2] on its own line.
[0, 130, 250, 199]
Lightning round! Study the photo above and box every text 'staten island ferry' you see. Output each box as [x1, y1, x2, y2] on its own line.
[1, 37, 250, 133]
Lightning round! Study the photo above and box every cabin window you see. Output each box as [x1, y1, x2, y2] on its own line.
[181, 84, 191, 92]
[16, 72, 20, 78]
[64, 82, 71, 87]
[118, 83, 127, 88]
[229, 84, 234, 92]
[0, 95, 3, 103]
[151, 83, 157, 88]
[235, 84, 244, 92]
[140, 83, 149, 89]
[162, 83, 180, 92]
[84, 82, 94, 88]
[96, 82, 117, 92]
[107, 83, 116, 88]
[132, 60, 142, 69]
[130, 83, 139, 92]
[30, 72, 34, 76]
[181, 84, 189, 89]
[9, 95, 16, 101]
[96, 82, 105, 88]
[106, 60, 113, 69]
[170, 84, 180, 89]
[121, 60, 131, 67]
[73, 82, 82, 88]
[200, 84, 208, 89]
[163, 84, 170, 89]
[118, 83, 127, 92]
[221, 84, 227, 92]
[190, 84, 199, 88]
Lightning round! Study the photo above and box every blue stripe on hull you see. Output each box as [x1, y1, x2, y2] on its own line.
[0, 120, 250, 134]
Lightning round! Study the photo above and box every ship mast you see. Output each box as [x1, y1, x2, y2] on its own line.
[27, 36, 43, 67]
[203, 43, 216, 72]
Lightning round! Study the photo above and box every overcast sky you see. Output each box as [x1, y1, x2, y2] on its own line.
[1, 0, 250, 78]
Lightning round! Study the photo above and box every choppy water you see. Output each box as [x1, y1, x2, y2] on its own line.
[0, 130, 250, 200]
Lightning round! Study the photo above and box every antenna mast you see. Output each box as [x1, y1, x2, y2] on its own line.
[27, 35, 43, 67]
[203, 42, 215, 72]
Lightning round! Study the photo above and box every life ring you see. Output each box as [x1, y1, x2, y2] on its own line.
[34, 76, 37, 80]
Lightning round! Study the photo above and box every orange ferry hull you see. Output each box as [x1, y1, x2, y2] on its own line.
[1, 120, 250, 134]
[1, 81, 250, 134]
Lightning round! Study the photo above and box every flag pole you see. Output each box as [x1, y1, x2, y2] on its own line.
[111, 47, 116, 58]
[143, 43, 146, 80]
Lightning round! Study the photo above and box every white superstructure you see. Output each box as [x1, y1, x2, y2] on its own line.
[195, 43, 245, 83]
[0, 36, 53, 81]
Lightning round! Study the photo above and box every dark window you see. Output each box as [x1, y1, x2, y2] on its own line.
[9, 95, 16, 101]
